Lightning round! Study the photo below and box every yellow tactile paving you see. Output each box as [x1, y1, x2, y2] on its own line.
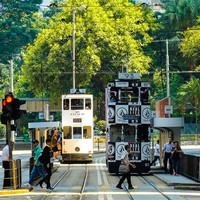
[157, 185, 166, 189]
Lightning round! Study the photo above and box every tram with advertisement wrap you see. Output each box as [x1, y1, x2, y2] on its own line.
[61, 89, 93, 162]
[105, 73, 151, 173]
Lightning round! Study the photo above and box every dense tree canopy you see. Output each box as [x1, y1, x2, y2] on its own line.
[22, 0, 158, 102]
[0, 0, 43, 63]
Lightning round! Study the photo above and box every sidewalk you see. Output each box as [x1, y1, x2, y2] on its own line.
[154, 173, 200, 190]
[0, 150, 31, 195]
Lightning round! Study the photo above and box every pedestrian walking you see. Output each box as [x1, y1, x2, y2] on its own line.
[150, 140, 160, 166]
[24, 140, 46, 187]
[171, 141, 183, 176]
[1, 140, 10, 189]
[51, 129, 61, 161]
[162, 137, 174, 174]
[116, 145, 136, 190]
[37, 138, 53, 190]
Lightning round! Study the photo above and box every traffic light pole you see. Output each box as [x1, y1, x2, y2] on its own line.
[7, 120, 13, 160]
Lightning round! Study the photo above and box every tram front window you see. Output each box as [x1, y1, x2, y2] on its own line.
[85, 99, 91, 110]
[73, 127, 82, 139]
[83, 126, 91, 139]
[71, 99, 84, 110]
[63, 126, 72, 139]
[63, 99, 69, 110]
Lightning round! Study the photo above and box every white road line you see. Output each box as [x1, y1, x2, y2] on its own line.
[98, 194, 104, 200]
[100, 157, 105, 170]
[102, 171, 109, 185]
[97, 170, 102, 185]
[106, 194, 113, 200]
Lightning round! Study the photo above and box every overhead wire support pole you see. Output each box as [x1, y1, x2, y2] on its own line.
[72, 7, 76, 89]
[166, 39, 171, 117]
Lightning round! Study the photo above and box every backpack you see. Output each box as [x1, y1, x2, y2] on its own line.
[38, 151, 45, 164]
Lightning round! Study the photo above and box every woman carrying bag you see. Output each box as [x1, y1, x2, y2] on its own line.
[116, 145, 136, 190]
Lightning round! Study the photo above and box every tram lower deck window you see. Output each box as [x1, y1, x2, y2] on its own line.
[63, 126, 72, 139]
[83, 126, 91, 139]
[73, 127, 82, 139]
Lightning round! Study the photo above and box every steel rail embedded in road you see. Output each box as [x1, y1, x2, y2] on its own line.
[141, 175, 172, 200]
[117, 175, 135, 200]
[41, 165, 70, 200]
[79, 165, 89, 200]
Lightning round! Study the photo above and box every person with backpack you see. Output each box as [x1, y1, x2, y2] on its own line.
[37, 138, 53, 190]
[24, 140, 46, 187]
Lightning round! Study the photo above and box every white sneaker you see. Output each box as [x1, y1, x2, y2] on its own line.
[24, 183, 31, 187]
[42, 183, 47, 189]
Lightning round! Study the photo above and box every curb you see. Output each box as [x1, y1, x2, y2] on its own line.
[174, 186, 200, 191]
[154, 174, 200, 186]
[0, 188, 31, 195]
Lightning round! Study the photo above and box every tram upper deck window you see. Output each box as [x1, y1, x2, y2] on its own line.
[73, 127, 82, 139]
[141, 88, 150, 104]
[63, 99, 69, 110]
[85, 99, 91, 110]
[110, 91, 117, 102]
[83, 126, 91, 139]
[63, 126, 72, 139]
[120, 88, 139, 103]
[71, 99, 84, 110]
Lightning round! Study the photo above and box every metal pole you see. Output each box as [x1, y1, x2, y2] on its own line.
[72, 7, 76, 89]
[166, 39, 171, 117]
[7, 120, 13, 160]
[10, 58, 14, 93]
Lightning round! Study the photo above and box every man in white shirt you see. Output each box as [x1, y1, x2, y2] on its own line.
[116, 145, 136, 190]
[150, 140, 160, 166]
[1, 140, 10, 188]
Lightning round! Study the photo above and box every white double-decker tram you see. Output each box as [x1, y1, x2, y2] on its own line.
[61, 89, 93, 162]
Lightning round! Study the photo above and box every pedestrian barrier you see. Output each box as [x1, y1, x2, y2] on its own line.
[180, 154, 200, 182]
[1, 159, 21, 190]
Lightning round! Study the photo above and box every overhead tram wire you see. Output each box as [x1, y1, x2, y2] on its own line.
[21, 70, 200, 75]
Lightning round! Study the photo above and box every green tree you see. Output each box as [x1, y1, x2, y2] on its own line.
[161, 0, 200, 31]
[0, 0, 43, 64]
[22, 0, 158, 110]
[180, 19, 200, 71]
[177, 77, 200, 143]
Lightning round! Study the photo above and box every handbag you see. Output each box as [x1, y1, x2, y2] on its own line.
[118, 164, 130, 173]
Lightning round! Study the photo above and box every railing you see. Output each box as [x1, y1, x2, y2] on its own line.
[1, 159, 21, 190]
[180, 154, 200, 182]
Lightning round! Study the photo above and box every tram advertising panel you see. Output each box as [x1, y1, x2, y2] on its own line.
[141, 105, 151, 124]
[108, 106, 115, 124]
[141, 142, 151, 160]
[107, 142, 115, 161]
[115, 105, 128, 124]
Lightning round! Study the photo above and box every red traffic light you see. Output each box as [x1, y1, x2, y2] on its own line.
[6, 96, 13, 103]
[2, 99, 6, 106]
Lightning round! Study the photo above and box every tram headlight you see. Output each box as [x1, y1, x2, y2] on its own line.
[75, 147, 80, 152]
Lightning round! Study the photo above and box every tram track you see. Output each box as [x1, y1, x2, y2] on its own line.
[40, 164, 89, 200]
[117, 175, 135, 200]
[140, 175, 173, 200]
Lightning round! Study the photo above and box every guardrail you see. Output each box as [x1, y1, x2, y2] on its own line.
[1, 159, 21, 189]
[180, 154, 200, 182]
